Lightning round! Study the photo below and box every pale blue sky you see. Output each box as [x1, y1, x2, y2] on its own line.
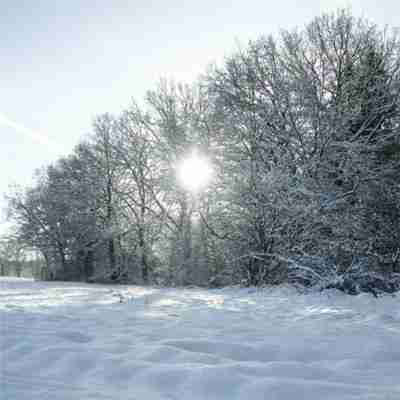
[1, 0, 399, 233]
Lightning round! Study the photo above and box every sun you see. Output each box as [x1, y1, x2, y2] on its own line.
[177, 151, 213, 192]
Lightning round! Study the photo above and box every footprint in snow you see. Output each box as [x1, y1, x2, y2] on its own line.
[57, 331, 93, 343]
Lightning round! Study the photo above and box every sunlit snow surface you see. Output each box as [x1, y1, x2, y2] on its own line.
[1, 278, 400, 399]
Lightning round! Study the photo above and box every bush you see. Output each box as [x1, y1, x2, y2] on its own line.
[288, 256, 400, 296]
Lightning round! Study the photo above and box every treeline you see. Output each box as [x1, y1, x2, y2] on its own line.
[6, 10, 400, 292]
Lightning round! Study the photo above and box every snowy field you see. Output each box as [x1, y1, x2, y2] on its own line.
[1, 278, 400, 399]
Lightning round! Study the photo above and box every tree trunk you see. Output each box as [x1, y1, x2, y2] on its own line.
[0, 261, 5, 276]
[138, 230, 148, 283]
[108, 238, 116, 271]
[84, 250, 94, 280]
[139, 197, 148, 283]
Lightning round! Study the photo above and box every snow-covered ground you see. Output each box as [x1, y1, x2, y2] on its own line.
[1, 278, 400, 399]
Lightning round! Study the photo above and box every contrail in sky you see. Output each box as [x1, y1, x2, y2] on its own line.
[0, 112, 58, 152]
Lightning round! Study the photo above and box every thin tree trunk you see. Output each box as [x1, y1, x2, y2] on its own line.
[108, 238, 116, 271]
[0, 261, 5, 276]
